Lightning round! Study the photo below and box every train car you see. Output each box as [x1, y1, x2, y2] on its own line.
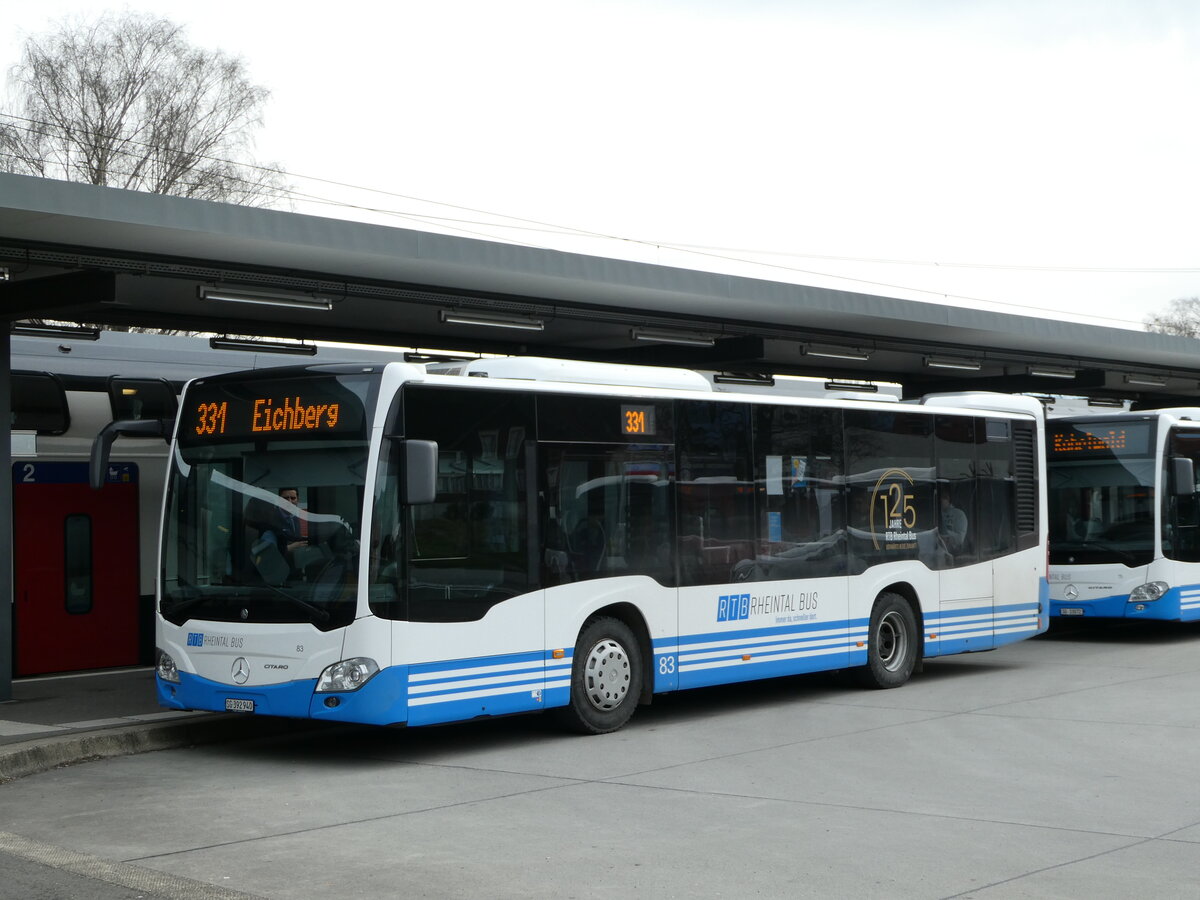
[9, 328, 404, 676]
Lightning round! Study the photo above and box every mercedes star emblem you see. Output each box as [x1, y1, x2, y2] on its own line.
[1064, 584, 1079, 601]
[232, 657, 250, 684]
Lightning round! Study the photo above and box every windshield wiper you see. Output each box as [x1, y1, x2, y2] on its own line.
[1074, 541, 1144, 565]
[255, 580, 332, 625]
[161, 579, 331, 626]
[160, 579, 210, 620]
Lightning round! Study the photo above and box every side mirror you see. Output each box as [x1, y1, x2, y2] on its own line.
[90, 418, 170, 490]
[401, 439, 438, 505]
[1170, 457, 1195, 497]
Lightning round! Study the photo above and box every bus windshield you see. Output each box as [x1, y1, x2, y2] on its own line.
[1047, 418, 1156, 566]
[160, 370, 378, 630]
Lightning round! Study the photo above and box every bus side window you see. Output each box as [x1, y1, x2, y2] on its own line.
[399, 386, 535, 623]
[745, 404, 846, 582]
[934, 415, 977, 569]
[677, 401, 756, 587]
[844, 409, 936, 574]
[540, 445, 673, 586]
[977, 420, 1015, 561]
[1166, 430, 1200, 562]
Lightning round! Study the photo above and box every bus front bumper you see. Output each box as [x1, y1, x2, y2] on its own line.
[1051, 589, 1190, 620]
[156, 668, 410, 725]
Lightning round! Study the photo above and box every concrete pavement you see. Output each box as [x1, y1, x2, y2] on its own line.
[1, 621, 1199, 898]
[0, 668, 315, 784]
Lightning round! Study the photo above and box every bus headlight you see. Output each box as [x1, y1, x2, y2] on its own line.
[156, 649, 180, 684]
[1129, 582, 1168, 603]
[315, 658, 379, 692]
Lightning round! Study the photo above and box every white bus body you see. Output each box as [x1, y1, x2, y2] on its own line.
[154, 359, 1048, 732]
[1048, 409, 1200, 621]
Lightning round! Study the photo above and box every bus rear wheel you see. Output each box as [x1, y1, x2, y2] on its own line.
[857, 592, 918, 689]
[557, 616, 643, 734]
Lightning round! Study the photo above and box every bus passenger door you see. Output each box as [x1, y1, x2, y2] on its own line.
[13, 461, 140, 675]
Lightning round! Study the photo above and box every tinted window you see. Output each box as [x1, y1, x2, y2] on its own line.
[1048, 418, 1155, 566]
[109, 377, 177, 421]
[1164, 429, 1200, 562]
[677, 400, 756, 586]
[12, 372, 69, 434]
[934, 415, 978, 569]
[64, 514, 92, 614]
[541, 442, 674, 586]
[977, 419, 1016, 560]
[402, 386, 535, 622]
[844, 410, 936, 574]
[742, 404, 846, 582]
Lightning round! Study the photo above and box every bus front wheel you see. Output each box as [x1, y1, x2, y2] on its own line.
[857, 592, 918, 689]
[557, 616, 643, 734]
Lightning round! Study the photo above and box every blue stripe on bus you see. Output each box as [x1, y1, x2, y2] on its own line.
[161, 596, 1047, 726]
[925, 600, 1039, 623]
[1179, 586, 1200, 620]
[670, 619, 865, 690]
[679, 616, 867, 647]
[929, 600, 1045, 643]
[405, 649, 571, 727]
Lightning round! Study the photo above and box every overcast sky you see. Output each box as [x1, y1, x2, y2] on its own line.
[4, 1, 1199, 331]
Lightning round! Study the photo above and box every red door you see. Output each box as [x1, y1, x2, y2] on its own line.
[13, 461, 140, 675]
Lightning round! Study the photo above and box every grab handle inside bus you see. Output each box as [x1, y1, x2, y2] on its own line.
[401, 439, 438, 504]
[90, 418, 171, 490]
[1170, 457, 1195, 497]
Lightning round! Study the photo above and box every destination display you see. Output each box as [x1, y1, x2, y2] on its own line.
[1048, 420, 1154, 459]
[536, 394, 673, 444]
[621, 404, 656, 437]
[179, 375, 370, 445]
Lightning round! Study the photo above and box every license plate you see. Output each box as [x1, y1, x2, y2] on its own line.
[1059, 608, 1084, 617]
[225, 698, 255, 712]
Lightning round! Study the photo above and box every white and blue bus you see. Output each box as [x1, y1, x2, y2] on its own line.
[143, 358, 1047, 733]
[1048, 409, 1200, 621]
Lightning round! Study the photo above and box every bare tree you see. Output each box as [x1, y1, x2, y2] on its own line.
[1145, 297, 1200, 338]
[0, 11, 287, 206]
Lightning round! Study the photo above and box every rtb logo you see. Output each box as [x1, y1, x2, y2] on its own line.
[717, 594, 751, 622]
[187, 632, 204, 647]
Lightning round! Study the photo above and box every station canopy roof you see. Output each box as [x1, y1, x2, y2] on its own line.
[1, 171, 1198, 403]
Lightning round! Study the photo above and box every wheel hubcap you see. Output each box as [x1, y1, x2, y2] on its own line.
[583, 638, 631, 711]
[877, 610, 908, 672]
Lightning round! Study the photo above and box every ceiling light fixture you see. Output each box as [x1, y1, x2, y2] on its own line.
[403, 352, 479, 365]
[803, 343, 872, 362]
[11, 323, 101, 341]
[713, 372, 776, 386]
[208, 336, 318, 356]
[924, 356, 982, 371]
[1124, 374, 1166, 388]
[199, 286, 334, 311]
[824, 380, 879, 393]
[630, 327, 716, 347]
[1027, 365, 1077, 380]
[439, 310, 545, 331]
